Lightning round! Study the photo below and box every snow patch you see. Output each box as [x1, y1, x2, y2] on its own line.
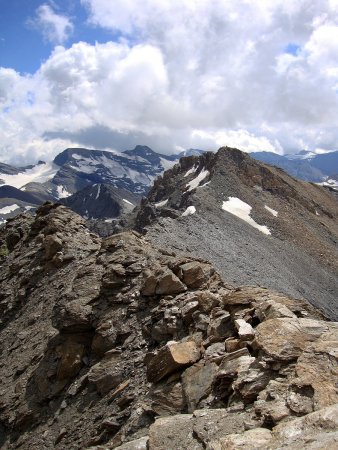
[155, 199, 168, 208]
[0, 204, 20, 214]
[0, 162, 58, 189]
[222, 197, 271, 235]
[104, 218, 114, 223]
[182, 206, 196, 216]
[56, 185, 71, 199]
[264, 205, 278, 217]
[123, 199, 134, 206]
[95, 184, 101, 200]
[186, 169, 209, 192]
[25, 206, 36, 211]
[184, 165, 197, 178]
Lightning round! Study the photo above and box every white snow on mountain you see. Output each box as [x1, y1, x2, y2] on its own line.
[264, 205, 278, 217]
[123, 198, 134, 206]
[0, 204, 20, 214]
[159, 158, 176, 171]
[0, 162, 58, 189]
[222, 197, 271, 235]
[184, 165, 197, 177]
[56, 185, 72, 199]
[155, 199, 168, 208]
[186, 169, 209, 192]
[182, 205, 196, 216]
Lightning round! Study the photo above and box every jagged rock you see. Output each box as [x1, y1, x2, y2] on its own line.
[254, 318, 330, 361]
[91, 321, 117, 356]
[192, 409, 254, 447]
[235, 319, 255, 340]
[182, 362, 218, 412]
[156, 270, 187, 295]
[271, 404, 338, 449]
[207, 311, 233, 342]
[209, 427, 272, 450]
[148, 414, 203, 450]
[255, 299, 296, 321]
[146, 341, 201, 382]
[293, 327, 338, 410]
[88, 353, 123, 395]
[150, 379, 185, 415]
[53, 301, 93, 332]
[195, 290, 221, 313]
[178, 261, 213, 288]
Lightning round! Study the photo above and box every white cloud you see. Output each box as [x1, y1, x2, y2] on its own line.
[1, 0, 338, 164]
[29, 3, 73, 44]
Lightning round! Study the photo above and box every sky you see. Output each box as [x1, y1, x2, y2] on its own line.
[1, 0, 338, 164]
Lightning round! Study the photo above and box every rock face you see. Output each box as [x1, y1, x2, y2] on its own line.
[0, 204, 337, 450]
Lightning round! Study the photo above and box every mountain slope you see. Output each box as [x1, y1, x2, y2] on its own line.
[134, 147, 338, 319]
[0, 203, 337, 449]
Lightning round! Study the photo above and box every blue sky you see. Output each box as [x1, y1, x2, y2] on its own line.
[0, 0, 116, 74]
[0, 0, 338, 164]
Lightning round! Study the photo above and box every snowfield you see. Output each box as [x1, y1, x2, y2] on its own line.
[0, 162, 58, 189]
[222, 197, 271, 235]
[0, 204, 20, 214]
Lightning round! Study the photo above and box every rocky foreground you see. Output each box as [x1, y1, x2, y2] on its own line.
[0, 204, 337, 449]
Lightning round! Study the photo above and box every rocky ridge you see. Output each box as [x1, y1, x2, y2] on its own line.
[0, 204, 337, 449]
[135, 147, 338, 319]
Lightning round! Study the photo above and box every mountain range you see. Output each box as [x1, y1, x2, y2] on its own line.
[1, 146, 337, 226]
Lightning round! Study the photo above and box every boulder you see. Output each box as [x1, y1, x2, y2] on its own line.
[254, 318, 329, 361]
[150, 380, 185, 415]
[207, 312, 233, 342]
[209, 427, 272, 450]
[182, 362, 218, 412]
[146, 341, 200, 382]
[156, 270, 187, 295]
[293, 328, 338, 410]
[88, 354, 123, 395]
[178, 262, 213, 288]
[148, 414, 203, 450]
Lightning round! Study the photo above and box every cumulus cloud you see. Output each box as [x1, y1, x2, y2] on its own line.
[1, 0, 338, 163]
[28, 3, 73, 44]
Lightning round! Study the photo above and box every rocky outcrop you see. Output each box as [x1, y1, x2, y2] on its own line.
[0, 204, 337, 449]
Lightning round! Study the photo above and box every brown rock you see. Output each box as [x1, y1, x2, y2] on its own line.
[149, 414, 203, 450]
[150, 380, 185, 415]
[88, 354, 123, 395]
[43, 235, 63, 259]
[182, 362, 218, 412]
[254, 318, 329, 361]
[156, 270, 187, 295]
[293, 328, 338, 410]
[57, 341, 85, 380]
[179, 261, 213, 288]
[147, 341, 201, 382]
[207, 312, 233, 342]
